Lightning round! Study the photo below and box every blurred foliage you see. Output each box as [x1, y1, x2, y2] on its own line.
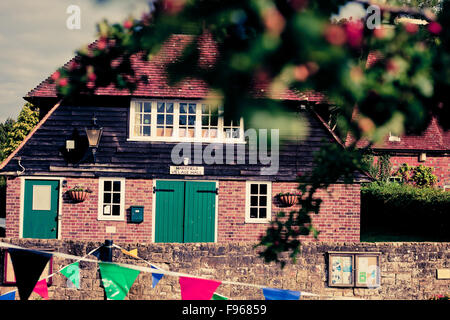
[361, 152, 392, 182]
[0, 103, 39, 162]
[51, 0, 450, 265]
[394, 163, 438, 187]
[361, 181, 450, 240]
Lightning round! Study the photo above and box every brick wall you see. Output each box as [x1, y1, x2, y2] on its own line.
[0, 239, 448, 300]
[5, 177, 360, 242]
[373, 154, 449, 188]
[388, 155, 449, 188]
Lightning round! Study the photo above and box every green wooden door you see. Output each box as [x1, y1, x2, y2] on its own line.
[154, 180, 185, 243]
[154, 181, 216, 243]
[184, 181, 216, 243]
[23, 180, 59, 239]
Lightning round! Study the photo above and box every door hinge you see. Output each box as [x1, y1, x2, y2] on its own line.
[196, 188, 219, 195]
[153, 187, 175, 193]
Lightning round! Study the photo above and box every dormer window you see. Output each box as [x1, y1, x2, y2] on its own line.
[129, 99, 244, 143]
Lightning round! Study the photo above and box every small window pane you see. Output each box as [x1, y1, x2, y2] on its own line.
[166, 115, 173, 125]
[259, 196, 267, 206]
[143, 126, 151, 136]
[250, 184, 258, 195]
[104, 181, 112, 191]
[179, 115, 187, 125]
[188, 115, 196, 125]
[113, 181, 121, 192]
[157, 102, 165, 113]
[143, 114, 151, 124]
[180, 103, 187, 114]
[250, 208, 258, 218]
[167, 103, 174, 113]
[103, 205, 111, 215]
[103, 193, 111, 203]
[112, 205, 121, 216]
[143, 102, 151, 113]
[251, 196, 258, 206]
[189, 103, 196, 113]
[259, 208, 267, 219]
[260, 184, 267, 194]
[113, 193, 121, 204]
[157, 114, 164, 125]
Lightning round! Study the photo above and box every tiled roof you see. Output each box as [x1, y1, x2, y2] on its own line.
[346, 117, 450, 151]
[26, 34, 326, 102]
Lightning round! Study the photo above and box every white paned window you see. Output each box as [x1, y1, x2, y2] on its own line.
[245, 181, 272, 223]
[98, 178, 125, 221]
[129, 99, 244, 143]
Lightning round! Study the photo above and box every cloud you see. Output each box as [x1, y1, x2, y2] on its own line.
[0, 0, 150, 122]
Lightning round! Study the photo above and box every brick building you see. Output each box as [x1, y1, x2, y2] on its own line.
[0, 34, 368, 243]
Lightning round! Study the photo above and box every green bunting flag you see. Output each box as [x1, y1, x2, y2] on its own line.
[212, 293, 228, 300]
[60, 262, 80, 289]
[99, 262, 140, 300]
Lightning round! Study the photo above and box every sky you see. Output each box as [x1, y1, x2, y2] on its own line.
[0, 1, 367, 124]
[0, 0, 150, 123]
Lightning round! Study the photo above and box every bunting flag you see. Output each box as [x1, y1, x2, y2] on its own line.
[33, 279, 49, 300]
[60, 262, 80, 289]
[98, 262, 141, 300]
[262, 287, 301, 300]
[8, 248, 52, 300]
[0, 291, 16, 300]
[151, 266, 164, 288]
[121, 248, 138, 259]
[179, 277, 222, 300]
[212, 293, 229, 300]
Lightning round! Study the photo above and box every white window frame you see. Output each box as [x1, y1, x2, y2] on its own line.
[98, 178, 126, 221]
[129, 99, 245, 143]
[245, 181, 272, 223]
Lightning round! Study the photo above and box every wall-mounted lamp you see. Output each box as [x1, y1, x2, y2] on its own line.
[85, 115, 103, 163]
[66, 140, 75, 152]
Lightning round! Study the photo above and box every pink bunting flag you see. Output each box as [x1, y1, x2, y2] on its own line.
[33, 279, 48, 300]
[179, 277, 221, 300]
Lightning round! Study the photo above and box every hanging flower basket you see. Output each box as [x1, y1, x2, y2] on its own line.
[67, 186, 92, 202]
[277, 192, 299, 207]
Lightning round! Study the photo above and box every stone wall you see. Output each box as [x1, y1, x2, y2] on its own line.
[0, 239, 448, 300]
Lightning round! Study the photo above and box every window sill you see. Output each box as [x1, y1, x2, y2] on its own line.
[97, 217, 125, 222]
[245, 219, 271, 224]
[127, 137, 247, 144]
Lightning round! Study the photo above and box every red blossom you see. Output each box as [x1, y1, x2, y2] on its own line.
[88, 72, 97, 82]
[324, 24, 347, 46]
[428, 21, 442, 34]
[294, 65, 309, 82]
[344, 21, 364, 48]
[58, 78, 68, 87]
[163, 0, 186, 15]
[51, 71, 60, 81]
[97, 38, 108, 51]
[123, 20, 133, 29]
[404, 22, 419, 34]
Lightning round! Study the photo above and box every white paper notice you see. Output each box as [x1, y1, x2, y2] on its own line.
[32, 185, 52, 211]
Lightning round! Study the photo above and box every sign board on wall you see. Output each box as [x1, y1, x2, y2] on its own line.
[328, 252, 381, 288]
[170, 166, 204, 175]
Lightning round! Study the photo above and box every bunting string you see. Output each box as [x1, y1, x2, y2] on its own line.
[0, 241, 364, 300]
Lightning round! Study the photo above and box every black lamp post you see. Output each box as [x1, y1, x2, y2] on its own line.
[85, 115, 103, 163]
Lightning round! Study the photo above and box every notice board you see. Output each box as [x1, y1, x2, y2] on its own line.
[328, 252, 380, 288]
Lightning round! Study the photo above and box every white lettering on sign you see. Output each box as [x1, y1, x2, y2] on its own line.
[170, 166, 204, 175]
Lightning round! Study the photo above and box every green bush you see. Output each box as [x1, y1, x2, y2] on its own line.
[361, 182, 450, 240]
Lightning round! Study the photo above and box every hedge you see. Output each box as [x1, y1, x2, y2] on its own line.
[361, 182, 450, 239]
